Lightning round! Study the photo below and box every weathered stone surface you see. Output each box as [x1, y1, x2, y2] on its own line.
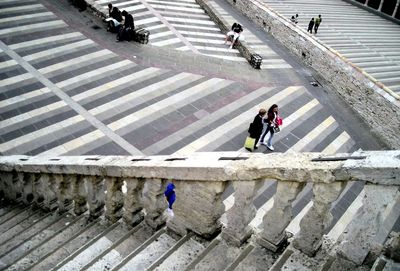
[336, 184, 399, 265]
[384, 232, 400, 262]
[167, 180, 227, 238]
[123, 177, 145, 226]
[86, 176, 105, 219]
[54, 174, 73, 213]
[258, 180, 305, 249]
[105, 177, 124, 223]
[36, 174, 57, 211]
[71, 175, 87, 215]
[293, 182, 346, 256]
[222, 180, 260, 246]
[143, 178, 167, 229]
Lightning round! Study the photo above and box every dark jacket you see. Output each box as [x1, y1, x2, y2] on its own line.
[249, 114, 264, 138]
[308, 19, 314, 30]
[110, 7, 123, 22]
[164, 183, 176, 205]
[124, 13, 134, 29]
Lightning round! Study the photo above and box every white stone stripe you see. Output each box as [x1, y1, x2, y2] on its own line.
[38, 49, 114, 75]
[0, 72, 33, 89]
[108, 78, 230, 131]
[0, 20, 66, 37]
[88, 72, 201, 116]
[0, 87, 51, 108]
[23, 39, 95, 62]
[0, 4, 44, 14]
[195, 46, 239, 53]
[151, 38, 182, 46]
[186, 37, 225, 44]
[148, 4, 204, 13]
[148, 0, 200, 8]
[0, 59, 18, 70]
[100, 0, 140, 6]
[56, 60, 133, 90]
[174, 86, 303, 155]
[9, 32, 84, 50]
[260, 63, 293, 69]
[179, 30, 225, 38]
[146, 24, 168, 31]
[0, 12, 55, 24]
[124, 4, 147, 12]
[135, 17, 161, 26]
[158, 10, 209, 19]
[0, 115, 85, 153]
[201, 54, 246, 62]
[149, 31, 174, 40]
[0, 101, 66, 130]
[170, 23, 220, 31]
[322, 132, 353, 155]
[72, 67, 161, 103]
[163, 17, 215, 26]
[290, 116, 337, 152]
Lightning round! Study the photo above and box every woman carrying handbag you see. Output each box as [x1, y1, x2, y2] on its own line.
[260, 104, 282, 151]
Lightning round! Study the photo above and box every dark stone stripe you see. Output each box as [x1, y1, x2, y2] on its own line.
[3, 27, 72, 46]
[0, 94, 60, 120]
[254, 182, 277, 209]
[0, 1, 40, 10]
[1, 80, 43, 99]
[29, 43, 99, 68]
[311, 127, 344, 152]
[0, 16, 58, 30]
[0, 65, 27, 80]
[83, 141, 131, 155]
[103, 76, 209, 125]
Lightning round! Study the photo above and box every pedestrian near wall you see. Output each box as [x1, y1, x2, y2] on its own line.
[295, 13, 299, 24]
[164, 183, 176, 217]
[314, 15, 322, 34]
[260, 104, 279, 151]
[307, 18, 314, 34]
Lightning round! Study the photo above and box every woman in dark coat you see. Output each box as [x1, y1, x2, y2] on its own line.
[249, 109, 266, 150]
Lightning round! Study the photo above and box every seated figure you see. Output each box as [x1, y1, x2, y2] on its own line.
[224, 22, 243, 49]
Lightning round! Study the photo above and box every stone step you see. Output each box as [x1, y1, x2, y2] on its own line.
[224, 243, 254, 271]
[0, 204, 28, 225]
[0, 211, 78, 270]
[116, 231, 178, 271]
[230, 244, 278, 271]
[84, 224, 154, 271]
[0, 207, 40, 234]
[369, 71, 400, 80]
[55, 222, 130, 271]
[5, 214, 95, 270]
[30, 219, 110, 271]
[152, 235, 208, 271]
[191, 239, 241, 271]
[0, 204, 21, 217]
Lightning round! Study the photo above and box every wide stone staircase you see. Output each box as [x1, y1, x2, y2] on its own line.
[261, 0, 400, 95]
[0, 152, 399, 270]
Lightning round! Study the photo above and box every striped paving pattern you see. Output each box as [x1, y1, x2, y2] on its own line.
[94, 0, 246, 61]
[261, 0, 400, 95]
[0, 0, 360, 158]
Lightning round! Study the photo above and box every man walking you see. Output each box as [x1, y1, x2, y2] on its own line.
[307, 18, 314, 34]
[314, 15, 322, 34]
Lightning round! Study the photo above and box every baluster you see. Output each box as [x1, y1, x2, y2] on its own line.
[105, 177, 124, 223]
[222, 180, 261, 246]
[335, 184, 399, 265]
[54, 174, 73, 213]
[258, 180, 305, 251]
[86, 176, 105, 219]
[35, 174, 57, 211]
[71, 175, 87, 215]
[167, 180, 227, 238]
[292, 182, 346, 256]
[123, 177, 144, 226]
[142, 178, 167, 229]
[2, 171, 21, 201]
[20, 173, 38, 204]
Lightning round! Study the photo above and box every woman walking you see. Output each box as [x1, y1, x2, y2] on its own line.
[247, 109, 266, 151]
[260, 104, 279, 151]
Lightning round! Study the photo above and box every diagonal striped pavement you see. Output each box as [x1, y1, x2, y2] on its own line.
[261, 0, 400, 95]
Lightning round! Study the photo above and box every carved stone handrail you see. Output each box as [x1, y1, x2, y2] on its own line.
[0, 151, 399, 265]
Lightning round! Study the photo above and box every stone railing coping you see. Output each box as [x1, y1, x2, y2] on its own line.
[195, 0, 259, 66]
[1, 151, 399, 185]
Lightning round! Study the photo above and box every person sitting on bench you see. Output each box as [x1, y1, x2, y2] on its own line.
[105, 4, 123, 33]
[224, 22, 243, 49]
[116, 10, 135, 42]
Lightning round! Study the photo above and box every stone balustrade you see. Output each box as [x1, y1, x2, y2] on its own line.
[0, 151, 399, 265]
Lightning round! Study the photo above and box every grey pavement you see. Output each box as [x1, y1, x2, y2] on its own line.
[0, 0, 385, 159]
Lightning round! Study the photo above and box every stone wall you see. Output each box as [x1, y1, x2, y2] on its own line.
[225, 0, 400, 149]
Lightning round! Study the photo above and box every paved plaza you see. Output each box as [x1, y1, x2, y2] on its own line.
[0, 0, 386, 158]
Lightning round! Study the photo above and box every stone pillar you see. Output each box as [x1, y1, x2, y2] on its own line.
[378, 0, 384, 11]
[71, 175, 87, 215]
[365, 0, 370, 6]
[2, 171, 20, 201]
[166, 180, 227, 238]
[335, 184, 399, 265]
[222, 180, 261, 246]
[86, 176, 105, 219]
[35, 174, 57, 211]
[19, 173, 38, 204]
[123, 177, 144, 226]
[258, 181, 305, 251]
[393, 0, 400, 17]
[292, 182, 346, 256]
[54, 174, 73, 213]
[105, 177, 124, 223]
[143, 178, 167, 229]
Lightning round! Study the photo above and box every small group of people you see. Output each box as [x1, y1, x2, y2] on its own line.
[247, 104, 281, 152]
[290, 14, 299, 24]
[106, 4, 135, 42]
[224, 22, 244, 49]
[307, 15, 322, 34]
